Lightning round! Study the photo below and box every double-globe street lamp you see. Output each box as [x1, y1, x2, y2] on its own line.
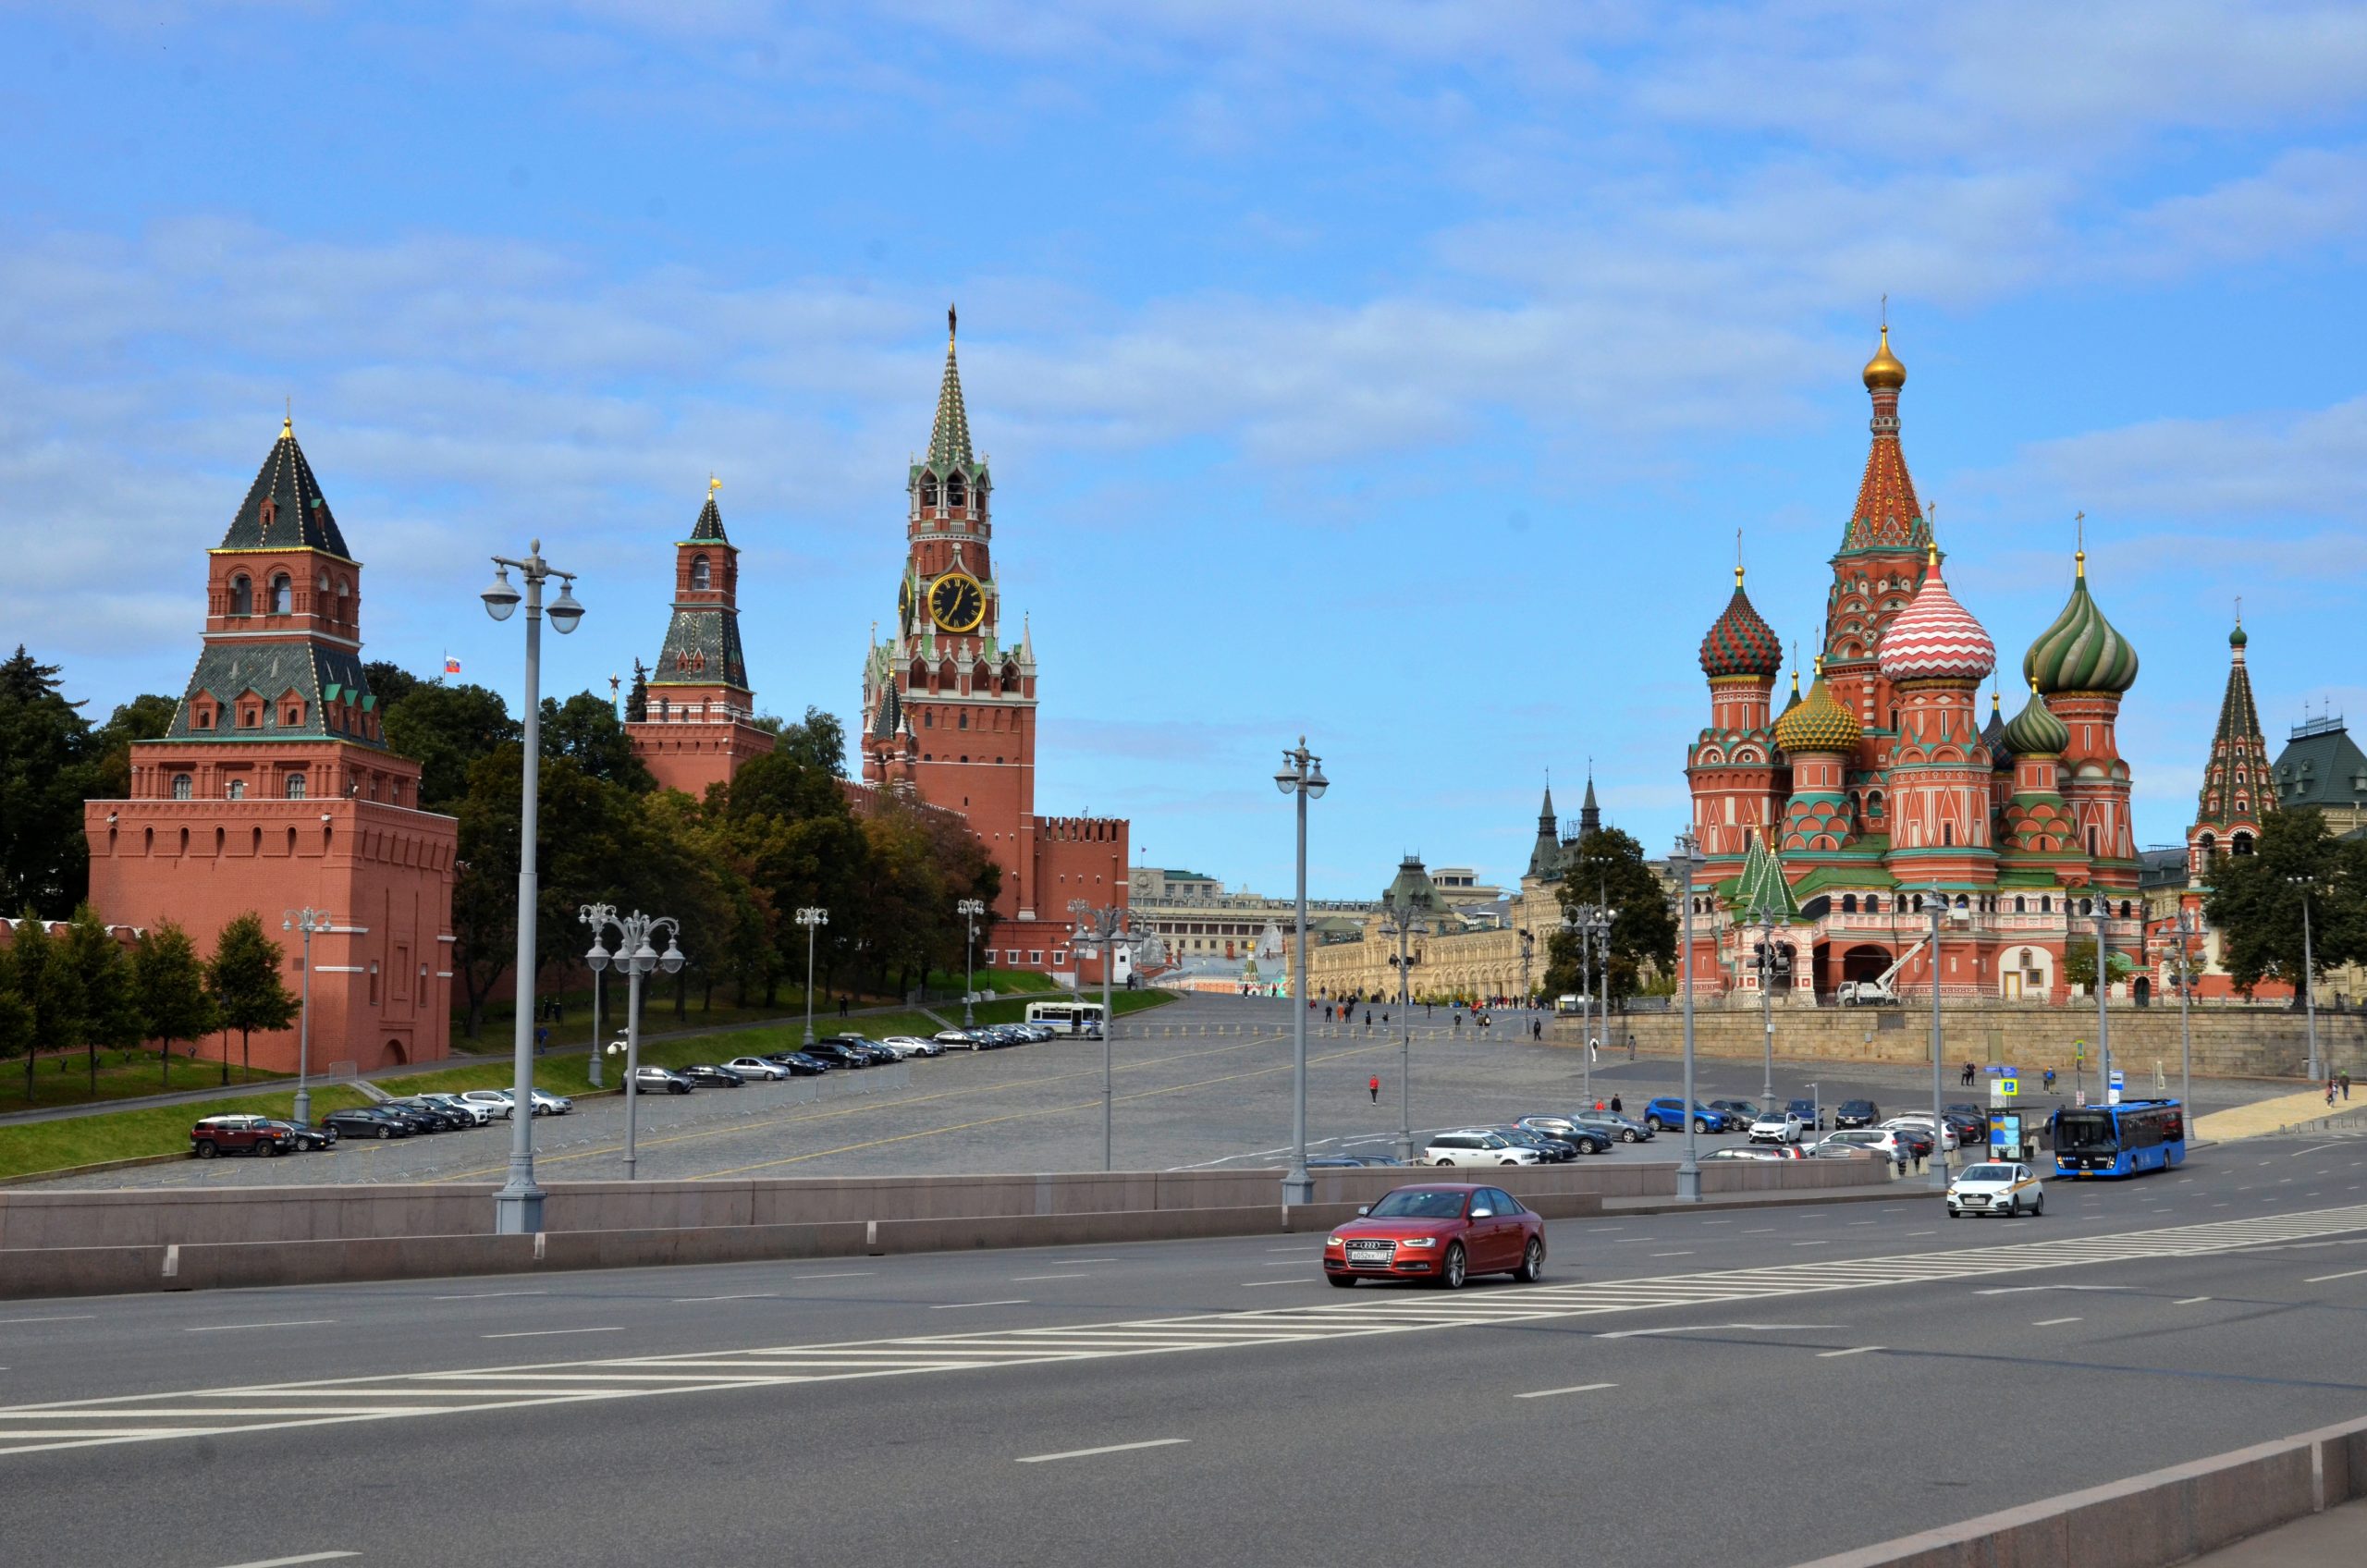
[1670, 832, 1703, 1203]
[281, 907, 333, 1127]
[2288, 875, 2322, 1083]
[1925, 884, 1954, 1189]
[1564, 902, 1611, 1109]
[1069, 899, 1144, 1171]
[1749, 900, 1785, 1106]
[584, 909, 685, 1180]
[1379, 896, 1429, 1163]
[797, 907, 828, 1047]
[2171, 909, 2200, 1131]
[957, 897, 986, 1030]
[1276, 737, 1329, 1207]
[579, 901, 615, 1088]
[481, 540, 584, 1234]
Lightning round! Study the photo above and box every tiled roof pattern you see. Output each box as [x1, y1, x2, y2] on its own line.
[1840, 432, 1926, 554]
[2194, 638, 2270, 828]
[689, 492, 729, 543]
[2023, 572, 2139, 694]
[1877, 556, 1994, 684]
[220, 425, 352, 558]
[649, 604, 751, 692]
[926, 336, 975, 472]
[1774, 670, 1861, 754]
[1980, 694, 2015, 768]
[2002, 688, 2070, 756]
[2272, 725, 2367, 810]
[870, 680, 903, 740]
[1733, 834, 1799, 919]
[164, 642, 384, 747]
[1699, 582, 1784, 679]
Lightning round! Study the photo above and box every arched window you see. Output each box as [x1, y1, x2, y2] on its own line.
[1842, 894, 1858, 913]
[947, 472, 966, 508]
[2233, 831, 2253, 855]
[1865, 896, 1881, 914]
[958, 711, 968, 729]
[226, 779, 247, 801]
[285, 774, 307, 800]
[1943, 822, 1955, 847]
[270, 574, 292, 614]
[2014, 896, 2026, 913]
[229, 575, 253, 616]
[924, 710, 934, 729]
[337, 578, 351, 619]
[171, 773, 192, 800]
[691, 555, 711, 591]
[2087, 826, 2099, 856]
[921, 472, 939, 508]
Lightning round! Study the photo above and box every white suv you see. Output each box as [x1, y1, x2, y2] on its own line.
[1748, 1109, 1807, 1144]
[1421, 1131, 1541, 1167]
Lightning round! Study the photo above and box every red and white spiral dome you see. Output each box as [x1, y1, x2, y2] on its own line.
[1877, 552, 1994, 684]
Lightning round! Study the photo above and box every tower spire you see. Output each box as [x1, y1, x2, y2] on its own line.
[927, 307, 975, 471]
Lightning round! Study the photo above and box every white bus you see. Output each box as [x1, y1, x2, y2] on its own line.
[1024, 999, 1107, 1037]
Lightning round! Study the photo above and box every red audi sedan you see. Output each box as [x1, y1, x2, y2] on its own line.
[1322, 1183, 1547, 1289]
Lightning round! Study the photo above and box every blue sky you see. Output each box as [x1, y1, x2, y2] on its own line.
[7, 2, 2366, 899]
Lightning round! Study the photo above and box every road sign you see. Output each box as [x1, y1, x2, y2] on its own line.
[2000, 1075, 2018, 1097]
[2108, 1068, 2125, 1108]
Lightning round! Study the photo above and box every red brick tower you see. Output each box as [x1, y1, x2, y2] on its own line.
[2021, 544, 2142, 888]
[626, 478, 777, 797]
[1688, 563, 1787, 873]
[84, 418, 457, 1072]
[858, 311, 1127, 975]
[1876, 542, 1998, 875]
[2186, 619, 2269, 878]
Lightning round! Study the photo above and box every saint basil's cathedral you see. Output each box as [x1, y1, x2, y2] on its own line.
[1685, 329, 2150, 1004]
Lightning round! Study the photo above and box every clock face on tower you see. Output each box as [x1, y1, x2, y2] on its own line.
[929, 572, 986, 632]
[898, 579, 913, 629]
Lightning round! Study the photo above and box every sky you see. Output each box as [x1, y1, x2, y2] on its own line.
[6, 2, 2366, 900]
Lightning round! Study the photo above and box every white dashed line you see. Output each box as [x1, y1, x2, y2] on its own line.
[1017, 1438, 1189, 1464]
[1514, 1381, 1619, 1400]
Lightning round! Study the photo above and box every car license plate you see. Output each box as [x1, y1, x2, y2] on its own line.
[1345, 1242, 1392, 1262]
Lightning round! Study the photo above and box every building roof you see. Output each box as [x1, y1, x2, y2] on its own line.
[1838, 331, 1927, 556]
[1774, 664, 1861, 754]
[165, 641, 384, 747]
[923, 306, 977, 474]
[219, 420, 352, 558]
[2195, 621, 2269, 829]
[1699, 568, 1784, 679]
[1877, 547, 1995, 685]
[2272, 718, 2367, 811]
[1980, 691, 2015, 769]
[2002, 683, 2070, 756]
[2022, 551, 2139, 695]
[689, 479, 730, 543]
[1732, 834, 1799, 920]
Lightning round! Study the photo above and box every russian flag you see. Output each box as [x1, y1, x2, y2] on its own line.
[443, 654, 461, 676]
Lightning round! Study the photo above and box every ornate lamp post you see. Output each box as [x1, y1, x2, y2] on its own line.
[1928, 884, 1951, 1188]
[956, 897, 986, 1029]
[1750, 900, 1780, 1106]
[480, 540, 583, 1234]
[281, 907, 332, 1127]
[2091, 897, 2115, 1101]
[1565, 903, 1612, 1108]
[1516, 927, 1535, 1017]
[583, 911, 684, 1179]
[579, 901, 616, 1088]
[796, 907, 828, 1047]
[2288, 876, 2321, 1083]
[1069, 898, 1140, 1170]
[2172, 909, 2199, 1125]
[1275, 737, 1329, 1207]
[1671, 831, 1703, 1202]
[1380, 898, 1429, 1162]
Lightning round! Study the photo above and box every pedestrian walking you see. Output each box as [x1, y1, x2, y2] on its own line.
[2343, 1070, 2352, 1101]
[1531, 1018, 1541, 1041]
[533, 1024, 548, 1056]
[1610, 1094, 1623, 1115]
[1369, 1075, 1380, 1104]
[1453, 1012, 1462, 1034]
[1961, 1061, 1977, 1086]
[1363, 1010, 1371, 1027]
[839, 995, 851, 1018]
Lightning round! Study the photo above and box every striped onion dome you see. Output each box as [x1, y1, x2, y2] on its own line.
[1699, 567, 1784, 680]
[2001, 681, 2071, 756]
[2022, 553, 2139, 694]
[1877, 548, 1994, 684]
[1773, 663, 1862, 755]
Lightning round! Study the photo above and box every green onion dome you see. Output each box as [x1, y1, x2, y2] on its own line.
[2022, 552, 2139, 694]
[1773, 661, 1862, 755]
[1699, 566, 1784, 680]
[2001, 680, 2071, 756]
[2229, 622, 2248, 650]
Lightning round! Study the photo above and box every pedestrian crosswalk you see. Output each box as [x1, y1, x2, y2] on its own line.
[3, 1201, 2362, 1457]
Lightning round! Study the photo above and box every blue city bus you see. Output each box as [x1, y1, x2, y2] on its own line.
[2050, 1099, 2186, 1178]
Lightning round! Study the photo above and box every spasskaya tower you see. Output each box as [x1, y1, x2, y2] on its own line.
[861, 311, 1128, 977]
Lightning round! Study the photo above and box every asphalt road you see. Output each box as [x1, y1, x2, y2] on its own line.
[28, 993, 2295, 1191]
[5, 1130, 2365, 1566]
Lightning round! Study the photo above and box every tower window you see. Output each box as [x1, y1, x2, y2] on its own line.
[270, 573, 293, 614]
[229, 575, 253, 616]
[285, 774, 307, 800]
[1943, 822, 1954, 847]
[691, 555, 711, 591]
[958, 711, 968, 729]
[947, 472, 966, 508]
[227, 779, 247, 801]
[921, 472, 939, 508]
[171, 773, 192, 800]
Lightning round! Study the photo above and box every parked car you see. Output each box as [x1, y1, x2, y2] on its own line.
[189, 1114, 299, 1158]
[1493, 1125, 1577, 1163]
[1947, 1161, 2045, 1219]
[1420, 1131, 1541, 1167]
[680, 1064, 746, 1088]
[1885, 1114, 1959, 1152]
[1805, 1142, 1890, 1165]
[727, 1056, 791, 1081]
[378, 1104, 453, 1134]
[1834, 1099, 1882, 1129]
[459, 1087, 571, 1118]
[414, 1093, 497, 1126]
[272, 1119, 340, 1151]
[386, 1098, 467, 1132]
[1573, 1109, 1653, 1143]
[1644, 1096, 1735, 1133]
[802, 1042, 868, 1069]
[822, 1035, 898, 1065]
[1883, 1122, 1939, 1159]
[459, 1089, 518, 1120]
[1710, 1099, 1764, 1125]
[1785, 1097, 1825, 1131]
[1699, 1144, 1800, 1161]
[1515, 1115, 1613, 1156]
[880, 1035, 944, 1059]
[632, 1066, 693, 1095]
[934, 1029, 984, 1051]
[1322, 1183, 1547, 1289]
[1748, 1109, 1809, 1145]
[1816, 1128, 1910, 1170]
[763, 1051, 829, 1076]
[322, 1107, 412, 1140]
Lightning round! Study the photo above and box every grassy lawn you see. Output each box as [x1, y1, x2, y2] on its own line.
[0, 1048, 288, 1117]
[0, 1084, 377, 1183]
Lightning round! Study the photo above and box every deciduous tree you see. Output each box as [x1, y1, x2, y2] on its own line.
[382, 681, 520, 812]
[0, 647, 104, 914]
[206, 913, 296, 1084]
[63, 903, 142, 1094]
[2203, 807, 2366, 1003]
[1545, 827, 1678, 1005]
[134, 919, 217, 1090]
[8, 913, 85, 1103]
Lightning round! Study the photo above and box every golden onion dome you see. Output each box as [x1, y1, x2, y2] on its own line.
[1773, 661, 1863, 756]
[1862, 324, 1906, 391]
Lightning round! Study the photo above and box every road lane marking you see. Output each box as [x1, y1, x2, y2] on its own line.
[1793, 1241, 1832, 1247]
[432, 1291, 546, 1301]
[1242, 1280, 1317, 1288]
[792, 1271, 875, 1280]
[1011, 1273, 1091, 1282]
[2175, 1297, 2213, 1305]
[2305, 1268, 2367, 1283]
[210, 1552, 361, 1567]
[1598, 1322, 1843, 1340]
[1016, 1438, 1189, 1464]
[1817, 1346, 1883, 1358]
[2031, 1317, 2083, 1326]
[185, 1321, 337, 1333]
[0, 1316, 96, 1326]
[672, 1293, 779, 1303]
[1514, 1381, 1619, 1399]
[1650, 1251, 1695, 1257]
[931, 1300, 1030, 1310]
[481, 1328, 624, 1340]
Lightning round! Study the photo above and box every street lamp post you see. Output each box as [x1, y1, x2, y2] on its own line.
[2288, 876, 2321, 1082]
[579, 902, 615, 1088]
[1751, 901, 1778, 1106]
[1590, 900, 1613, 1086]
[1069, 899, 1138, 1171]
[281, 907, 331, 1126]
[1564, 904, 1610, 1108]
[1275, 737, 1329, 1207]
[1517, 927, 1535, 1018]
[1672, 832, 1703, 1202]
[1380, 899, 1428, 1163]
[956, 897, 986, 1030]
[480, 540, 584, 1235]
[583, 910, 684, 1180]
[1928, 885, 1950, 1189]
[2173, 910, 2199, 1126]
[2091, 898, 2114, 1103]
[797, 907, 828, 1047]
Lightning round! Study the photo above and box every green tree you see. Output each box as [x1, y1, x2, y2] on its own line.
[86, 693, 180, 801]
[362, 659, 423, 710]
[8, 912, 85, 1103]
[63, 903, 141, 1095]
[2061, 932, 2137, 994]
[134, 919, 217, 1090]
[206, 913, 296, 1084]
[773, 705, 848, 778]
[1544, 827, 1679, 1006]
[540, 692, 655, 793]
[2203, 807, 2366, 1003]
[0, 945, 32, 1087]
[382, 681, 519, 812]
[0, 647, 104, 914]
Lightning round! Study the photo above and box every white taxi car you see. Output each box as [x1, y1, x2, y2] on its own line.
[1946, 1160, 2044, 1219]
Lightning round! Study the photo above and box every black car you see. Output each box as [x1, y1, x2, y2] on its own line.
[1710, 1099, 1763, 1126]
[819, 1035, 897, 1065]
[267, 1118, 340, 1151]
[801, 1042, 867, 1069]
[1493, 1126, 1576, 1163]
[680, 1064, 746, 1087]
[632, 1066, 693, 1095]
[386, 1099, 464, 1132]
[1889, 1123, 1936, 1159]
[1515, 1116, 1614, 1156]
[1834, 1099, 1881, 1128]
[1574, 1110, 1653, 1143]
[322, 1107, 412, 1140]
[765, 1051, 829, 1075]
[1784, 1097, 1825, 1131]
[1939, 1109, 1987, 1145]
